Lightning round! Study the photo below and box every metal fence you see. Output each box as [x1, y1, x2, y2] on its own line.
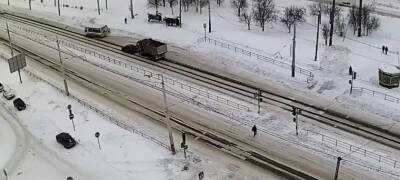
[5, 22, 250, 112]
[23, 69, 171, 151]
[352, 87, 400, 104]
[305, 129, 400, 171]
[198, 36, 314, 83]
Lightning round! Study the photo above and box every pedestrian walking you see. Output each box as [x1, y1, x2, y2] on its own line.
[252, 125, 257, 137]
[349, 66, 352, 75]
[382, 45, 385, 54]
[124, 17, 127, 24]
[386, 46, 389, 55]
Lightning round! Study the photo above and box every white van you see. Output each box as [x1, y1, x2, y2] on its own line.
[84, 25, 110, 38]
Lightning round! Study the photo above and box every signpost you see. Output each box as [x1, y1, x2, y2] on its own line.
[95, 132, 101, 150]
[6, 20, 24, 84]
[3, 169, 8, 180]
[67, 105, 75, 131]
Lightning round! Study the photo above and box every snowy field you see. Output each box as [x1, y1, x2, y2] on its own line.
[2, 0, 400, 179]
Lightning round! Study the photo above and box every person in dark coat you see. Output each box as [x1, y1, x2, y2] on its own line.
[252, 125, 257, 137]
[124, 17, 127, 24]
[386, 46, 389, 55]
[382, 45, 385, 54]
[349, 66, 352, 75]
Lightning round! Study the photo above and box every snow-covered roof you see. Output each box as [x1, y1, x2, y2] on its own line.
[379, 64, 400, 75]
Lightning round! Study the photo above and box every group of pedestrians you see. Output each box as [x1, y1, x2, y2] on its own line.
[382, 45, 389, 55]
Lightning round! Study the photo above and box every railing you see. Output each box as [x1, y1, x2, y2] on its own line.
[3, 22, 250, 112]
[198, 36, 314, 83]
[352, 87, 400, 104]
[305, 129, 400, 170]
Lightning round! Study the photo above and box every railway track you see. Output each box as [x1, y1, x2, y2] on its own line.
[2, 11, 400, 151]
[0, 37, 318, 180]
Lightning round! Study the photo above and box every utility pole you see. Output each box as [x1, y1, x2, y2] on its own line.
[7, 0, 9, 6]
[3, 169, 8, 180]
[6, 21, 22, 84]
[97, 0, 101, 15]
[333, 157, 342, 180]
[130, 0, 134, 19]
[58, 0, 61, 16]
[255, 89, 262, 114]
[54, 0, 56, 7]
[358, 0, 362, 37]
[292, 22, 296, 77]
[105, 0, 108, 10]
[161, 74, 176, 155]
[314, 5, 321, 61]
[208, 0, 211, 33]
[179, 0, 182, 28]
[56, 36, 70, 96]
[329, 0, 336, 46]
[29, 0, 32, 10]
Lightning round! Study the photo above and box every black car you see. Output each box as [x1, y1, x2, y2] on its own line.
[0, 83, 3, 92]
[56, 132, 76, 149]
[121, 44, 138, 54]
[13, 98, 26, 111]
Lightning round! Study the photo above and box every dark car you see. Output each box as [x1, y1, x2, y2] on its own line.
[13, 98, 26, 111]
[56, 132, 76, 149]
[0, 83, 3, 92]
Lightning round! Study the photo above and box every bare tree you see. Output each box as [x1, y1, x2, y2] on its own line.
[252, 0, 276, 31]
[199, 0, 209, 14]
[280, 6, 306, 33]
[308, 2, 321, 16]
[366, 15, 380, 36]
[348, 5, 359, 35]
[216, 0, 224, 6]
[321, 2, 342, 18]
[240, 10, 252, 30]
[148, 0, 162, 13]
[334, 15, 346, 37]
[231, 0, 248, 17]
[168, 0, 178, 14]
[322, 23, 329, 45]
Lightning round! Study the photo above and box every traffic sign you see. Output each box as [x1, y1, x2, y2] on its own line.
[8, 54, 26, 73]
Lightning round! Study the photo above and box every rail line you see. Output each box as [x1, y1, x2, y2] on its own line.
[0, 38, 317, 180]
[2, 11, 400, 152]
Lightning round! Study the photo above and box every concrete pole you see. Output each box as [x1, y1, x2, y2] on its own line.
[58, 0, 61, 16]
[56, 37, 70, 96]
[314, 7, 321, 61]
[105, 0, 108, 10]
[329, 0, 336, 46]
[161, 74, 176, 155]
[358, 0, 362, 37]
[208, 0, 211, 33]
[97, 0, 101, 15]
[130, 0, 134, 19]
[29, 0, 32, 10]
[179, 0, 182, 28]
[292, 22, 296, 77]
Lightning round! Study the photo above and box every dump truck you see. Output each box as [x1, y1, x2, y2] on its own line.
[136, 39, 167, 60]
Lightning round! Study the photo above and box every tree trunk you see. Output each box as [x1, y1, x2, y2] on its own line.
[238, 8, 240, 17]
[171, 4, 174, 14]
[247, 22, 250, 30]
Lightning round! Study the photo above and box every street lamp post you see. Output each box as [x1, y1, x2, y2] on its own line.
[208, 0, 211, 33]
[161, 74, 176, 155]
[203, 23, 207, 41]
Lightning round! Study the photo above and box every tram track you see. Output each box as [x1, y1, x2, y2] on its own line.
[2, 10, 400, 152]
[0, 37, 317, 180]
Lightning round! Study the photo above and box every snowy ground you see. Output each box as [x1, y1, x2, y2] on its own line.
[0, 44, 278, 179]
[2, 0, 400, 179]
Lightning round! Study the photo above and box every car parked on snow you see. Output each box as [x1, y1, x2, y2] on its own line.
[13, 98, 26, 111]
[3, 89, 15, 100]
[56, 132, 76, 149]
[0, 83, 4, 93]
